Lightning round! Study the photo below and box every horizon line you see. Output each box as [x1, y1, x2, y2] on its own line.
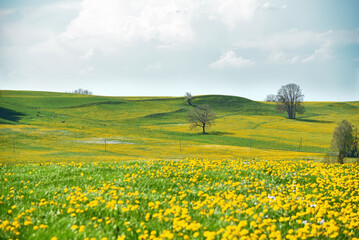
[1, 89, 357, 103]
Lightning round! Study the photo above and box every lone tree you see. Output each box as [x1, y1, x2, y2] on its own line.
[276, 83, 304, 119]
[185, 92, 193, 105]
[188, 104, 215, 134]
[331, 120, 359, 164]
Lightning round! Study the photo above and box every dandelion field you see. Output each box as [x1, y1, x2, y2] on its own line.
[1, 91, 358, 163]
[1, 159, 359, 240]
[1, 90, 359, 239]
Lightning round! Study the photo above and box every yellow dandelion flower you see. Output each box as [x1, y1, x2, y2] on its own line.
[71, 225, 79, 230]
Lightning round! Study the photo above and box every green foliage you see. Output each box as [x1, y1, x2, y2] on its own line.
[331, 120, 358, 164]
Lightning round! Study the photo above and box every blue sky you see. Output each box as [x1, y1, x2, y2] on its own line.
[0, 0, 358, 101]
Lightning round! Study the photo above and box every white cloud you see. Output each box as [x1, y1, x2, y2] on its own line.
[236, 28, 359, 51]
[268, 49, 290, 64]
[29, 34, 68, 58]
[268, 49, 301, 64]
[210, 51, 254, 69]
[331, 28, 359, 44]
[259, 2, 287, 10]
[80, 48, 94, 60]
[1, 0, 263, 60]
[267, 50, 300, 64]
[268, 45, 332, 65]
[236, 28, 359, 64]
[211, 0, 257, 28]
[301, 42, 332, 63]
[61, 0, 261, 48]
[236, 28, 325, 51]
[0, 1, 81, 47]
[61, 0, 196, 47]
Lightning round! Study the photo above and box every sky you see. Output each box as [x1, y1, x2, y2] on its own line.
[0, 0, 358, 101]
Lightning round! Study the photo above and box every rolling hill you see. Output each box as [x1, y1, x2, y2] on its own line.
[1, 90, 358, 163]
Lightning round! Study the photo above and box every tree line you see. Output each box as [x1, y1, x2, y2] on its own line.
[66, 88, 93, 95]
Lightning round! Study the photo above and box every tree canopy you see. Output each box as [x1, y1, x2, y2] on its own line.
[331, 120, 358, 164]
[276, 83, 304, 119]
[188, 104, 215, 134]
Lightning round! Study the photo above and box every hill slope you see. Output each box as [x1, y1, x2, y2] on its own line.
[1, 90, 358, 162]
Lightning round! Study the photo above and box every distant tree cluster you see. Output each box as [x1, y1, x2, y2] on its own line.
[331, 120, 358, 164]
[266, 83, 305, 119]
[265, 94, 277, 102]
[67, 88, 93, 95]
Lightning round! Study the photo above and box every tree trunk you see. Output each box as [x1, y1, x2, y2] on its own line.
[202, 123, 206, 134]
[287, 107, 296, 119]
[287, 110, 292, 119]
[338, 152, 345, 164]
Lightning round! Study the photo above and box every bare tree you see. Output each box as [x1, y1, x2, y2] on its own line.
[276, 83, 304, 119]
[265, 94, 277, 102]
[188, 105, 216, 134]
[331, 120, 358, 164]
[185, 92, 193, 105]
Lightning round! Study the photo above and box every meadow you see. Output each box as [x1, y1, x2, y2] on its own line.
[1, 159, 359, 240]
[1, 90, 358, 163]
[0, 90, 359, 239]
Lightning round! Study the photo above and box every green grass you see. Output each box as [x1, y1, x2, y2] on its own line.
[1, 159, 358, 239]
[0, 90, 358, 163]
[1, 90, 359, 240]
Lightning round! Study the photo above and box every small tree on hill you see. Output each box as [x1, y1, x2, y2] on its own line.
[331, 120, 358, 164]
[188, 104, 215, 134]
[276, 83, 304, 119]
[185, 92, 193, 105]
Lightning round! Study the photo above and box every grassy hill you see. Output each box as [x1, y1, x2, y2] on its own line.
[1, 90, 358, 163]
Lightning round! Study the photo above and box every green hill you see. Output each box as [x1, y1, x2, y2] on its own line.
[0, 90, 358, 163]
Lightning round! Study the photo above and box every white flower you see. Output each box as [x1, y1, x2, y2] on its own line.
[268, 195, 276, 200]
